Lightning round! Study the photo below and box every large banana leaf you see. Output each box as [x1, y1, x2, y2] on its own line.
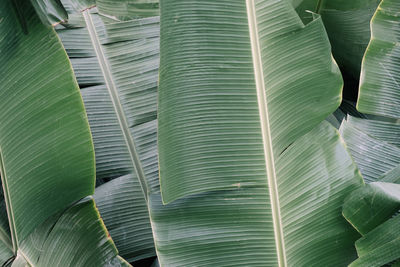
[156, 0, 364, 265]
[343, 182, 400, 266]
[357, 0, 400, 118]
[56, 5, 159, 262]
[0, 0, 124, 265]
[159, 0, 343, 202]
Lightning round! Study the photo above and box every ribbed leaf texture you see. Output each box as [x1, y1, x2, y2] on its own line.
[357, 0, 400, 118]
[156, 0, 364, 266]
[0, 0, 124, 265]
[56, 4, 159, 262]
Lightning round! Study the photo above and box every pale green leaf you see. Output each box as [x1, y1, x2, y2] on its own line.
[343, 182, 400, 234]
[340, 117, 400, 182]
[56, 7, 159, 261]
[29, 0, 68, 25]
[158, 0, 343, 203]
[343, 182, 400, 266]
[357, 0, 400, 118]
[151, 122, 363, 266]
[156, 1, 364, 266]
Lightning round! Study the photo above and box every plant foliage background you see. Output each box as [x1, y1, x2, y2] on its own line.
[0, 0, 399, 266]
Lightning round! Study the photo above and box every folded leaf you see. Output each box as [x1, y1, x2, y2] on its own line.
[158, 0, 343, 203]
[29, 0, 68, 25]
[15, 198, 126, 267]
[343, 182, 400, 266]
[157, 0, 364, 265]
[343, 182, 400, 234]
[318, 0, 381, 79]
[152, 122, 363, 266]
[94, 175, 155, 262]
[357, 0, 400, 118]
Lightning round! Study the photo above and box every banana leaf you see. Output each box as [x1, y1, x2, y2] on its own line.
[343, 182, 400, 266]
[0, 0, 124, 265]
[60, 0, 158, 20]
[319, 0, 381, 79]
[156, 0, 364, 265]
[357, 0, 400, 118]
[340, 117, 400, 183]
[56, 5, 159, 262]
[29, 0, 68, 25]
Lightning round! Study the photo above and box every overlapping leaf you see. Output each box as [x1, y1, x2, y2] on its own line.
[56, 6, 159, 262]
[156, 0, 364, 266]
[343, 182, 400, 266]
[0, 0, 124, 265]
[357, 0, 400, 118]
[319, 0, 381, 79]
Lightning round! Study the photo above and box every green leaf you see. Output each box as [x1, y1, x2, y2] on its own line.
[94, 175, 156, 262]
[151, 122, 363, 266]
[56, 7, 159, 261]
[343, 182, 400, 234]
[290, 0, 319, 23]
[340, 117, 400, 182]
[0, 1, 125, 265]
[29, 0, 68, 25]
[157, 0, 363, 265]
[158, 0, 343, 203]
[357, 0, 400, 118]
[96, 0, 159, 20]
[343, 181, 400, 266]
[351, 214, 400, 267]
[347, 116, 400, 148]
[0, 0, 94, 248]
[381, 164, 400, 183]
[60, 0, 159, 20]
[318, 0, 381, 79]
[14, 198, 126, 267]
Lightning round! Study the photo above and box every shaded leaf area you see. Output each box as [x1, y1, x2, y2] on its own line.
[326, 100, 368, 129]
[343, 182, 400, 266]
[56, 6, 159, 263]
[290, 0, 319, 23]
[0, 0, 124, 266]
[29, 0, 68, 25]
[11, 0, 68, 28]
[357, 0, 400, 118]
[0, 187, 13, 264]
[291, 0, 380, 102]
[319, 0, 381, 80]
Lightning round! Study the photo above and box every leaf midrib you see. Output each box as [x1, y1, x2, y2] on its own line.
[82, 10, 149, 201]
[246, 1, 287, 266]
